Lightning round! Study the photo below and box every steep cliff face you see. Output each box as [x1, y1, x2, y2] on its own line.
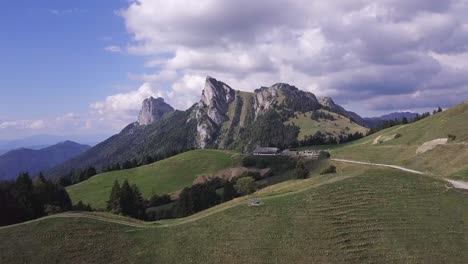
[137, 97, 174, 126]
[254, 83, 321, 116]
[320, 97, 366, 127]
[195, 76, 236, 148]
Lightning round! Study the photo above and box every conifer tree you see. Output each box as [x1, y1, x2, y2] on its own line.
[106, 180, 121, 213]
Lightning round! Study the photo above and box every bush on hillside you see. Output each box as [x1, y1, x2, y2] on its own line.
[234, 177, 256, 196]
[320, 165, 337, 175]
[295, 160, 309, 179]
[448, 134, 456, 141]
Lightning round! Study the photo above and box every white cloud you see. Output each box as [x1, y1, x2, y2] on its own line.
[104, 45, 123, 53]
[29, 120, 45, 129]
[90, 0, 468, 126]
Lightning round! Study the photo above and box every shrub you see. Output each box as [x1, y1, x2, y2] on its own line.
[395, 133, 402, 139]
[448, 134, 456, 141]
[319, 151, 331, 159]
[234, 177, 256, 196]
[295, 160, 309, 179]
[320, 165, 337, 175]
[242, 156, 256, 167]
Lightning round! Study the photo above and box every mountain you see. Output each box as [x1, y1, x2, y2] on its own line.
[0, 141, 90, 180]
[363, 112, 418, 128]
[0, 134, 107, 153]
[137, 97, 174, 125]
[319, 97, 366, 127]
[46, 76, 367, 177]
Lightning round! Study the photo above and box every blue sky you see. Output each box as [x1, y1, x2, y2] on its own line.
[1, 0, 468, 141]
[0, 0, 143, 125]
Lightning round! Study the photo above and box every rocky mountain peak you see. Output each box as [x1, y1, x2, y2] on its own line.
[254, 83, 320, 116]
[198, 76, 236, 125]
[319, 96, 366, 127]
[320, 97, 337, 108]
[137, 96, 174, 126]
[195, 76, 236, 148]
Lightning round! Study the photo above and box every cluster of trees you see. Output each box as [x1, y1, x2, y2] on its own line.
[0, 173, 72, 226]
[105, 176, 254, 221]
[369, 107, 443, 135]
[297, 131, 365, 147]
[58, 166, 97, 187]
[310, 111, 336, 121]
[106, 179, 146, 219]
[241, 110, 300, 150]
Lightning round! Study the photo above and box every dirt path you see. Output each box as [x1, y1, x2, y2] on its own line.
[331, 158, 468, 190]
[446, 180, 468, 190]
[3, 160, 466, 230]
[331, 158, 425, 175]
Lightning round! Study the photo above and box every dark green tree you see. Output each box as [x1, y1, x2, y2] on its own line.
[295, 160, 309, 179]
[106, 180, 121, 213]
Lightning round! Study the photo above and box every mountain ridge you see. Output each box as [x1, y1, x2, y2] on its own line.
[0, 141, 90, 180]
[46, 76, 367, 178]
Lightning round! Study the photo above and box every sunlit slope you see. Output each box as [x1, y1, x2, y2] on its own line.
[66, 150, 241, 208]
[330, 102, 468, 179]
[1, 165, 467, 264]
[285, 110, 368, 140]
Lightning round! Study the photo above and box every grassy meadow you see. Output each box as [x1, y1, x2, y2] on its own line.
[66, 149, 241, 209]
[1, 162, 467, 263]
[285, 110, 368, 140]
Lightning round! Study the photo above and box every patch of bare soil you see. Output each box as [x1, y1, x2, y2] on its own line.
[416, 138, 448, 154]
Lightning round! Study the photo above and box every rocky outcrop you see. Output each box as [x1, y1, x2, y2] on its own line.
[195, 76, 236, 148]
[137, 97, 174, 126]
[320, 97, 366, 127]
[254, 83, 320, 116]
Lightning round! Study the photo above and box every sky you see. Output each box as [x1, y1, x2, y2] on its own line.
[1, 0, 468, 141]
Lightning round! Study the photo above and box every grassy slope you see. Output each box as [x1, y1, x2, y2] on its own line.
[285, 110, 368, 140]
[66, 150, 241, 209]
[302, 102, 468, 179]
[1, 163, 467, 263]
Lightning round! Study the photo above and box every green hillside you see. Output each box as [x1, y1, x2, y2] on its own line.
[1, 163, 467, 263]
[326, 102, 468, 179]
[285, 110, 368, 140]
[66, 150, 241, 208]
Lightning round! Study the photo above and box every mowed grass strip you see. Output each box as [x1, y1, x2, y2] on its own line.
[66, 150, 241, 209]
[2, 167, 467, 263]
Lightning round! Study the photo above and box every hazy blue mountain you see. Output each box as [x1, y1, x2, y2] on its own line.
[0, 141, 90, 180]
[363, 112, 418, 128]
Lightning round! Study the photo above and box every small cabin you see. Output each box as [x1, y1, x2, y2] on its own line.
[252, 146, 280, 156]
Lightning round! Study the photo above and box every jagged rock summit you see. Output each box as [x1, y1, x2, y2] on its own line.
[137, 96, 174, 126]
[320, 97, 365, 126]
[47, 75, 368, 177]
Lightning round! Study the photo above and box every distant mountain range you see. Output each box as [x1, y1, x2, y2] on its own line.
[0, 141, 90, 180]
[0, 134, 108, 153]
[363, 112, 419, 128]
[46, 76, 370, 178]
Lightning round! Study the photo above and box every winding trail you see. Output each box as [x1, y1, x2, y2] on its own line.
[2, 159, 467, 231]
[331, 158, 468, 191]
[331, 159, 425, 175]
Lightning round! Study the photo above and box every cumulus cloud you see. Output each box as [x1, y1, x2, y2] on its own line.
[92, 0, 468, 121]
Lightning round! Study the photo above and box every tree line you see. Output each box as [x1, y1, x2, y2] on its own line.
[0, 173, 72, 226]
[368, 107, 443, 135]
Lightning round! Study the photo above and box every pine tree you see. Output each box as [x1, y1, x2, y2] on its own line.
[401, 117, 408, 124]
[119, 179, 133, 215]
[106, 180, 121, 213]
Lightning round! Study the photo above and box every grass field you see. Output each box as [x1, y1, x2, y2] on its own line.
[1, 163, 467, 263]
[66, 149, 241, 209]
[299, 102, 468, 178]
[285, 110, 368, 140]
